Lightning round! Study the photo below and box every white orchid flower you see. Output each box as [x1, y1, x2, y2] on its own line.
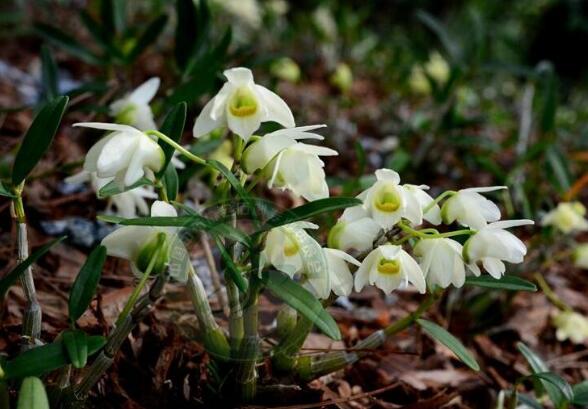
[323, 248, 360, 297]
[359, 169, 422, 229]
[552, 310, 588, 344]
[403, 184, 441, 225]
[242, 124, 326, 173]
[193, 67, 295, 141]
[328, 206, 381, 253]
[573, 243, 588, 270]
[110, 77, 160, 131]
[414, 238, 466, 289]
[262, 222, 331, 298]
[74, 122, 165, 188]
[541, 202, 588, 234]
[101, 201, 190, 282]
[441, 186, 506, 229]
[354, 244, 426, 294]
[65, 171, 157, 218]
[463, 219, 534, 279]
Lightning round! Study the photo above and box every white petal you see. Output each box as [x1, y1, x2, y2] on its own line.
[151, 200, 178, 217]
[224, 67, 254, 86]
[83, 135, 115, 173]
[482, 257, 505, 278]
[193, 98, 225, 138]
[462, 186, 508, 193]
[101, 226, 152, 260]
[65, 171, 91, 184]
[129, 77, 160, 104]
[487, 219, 535, 229]
[242, 132, 296, 173]
[398, 250, 426, 293]
[227, 109, 263, 141]
[74, 122, 143, 135]
[123, 136, 164, 186]
[375, 168, 401, 183]
[255, 84, 295, 128]
[96, 132, 139, 178]
[354, 248, 378, 291]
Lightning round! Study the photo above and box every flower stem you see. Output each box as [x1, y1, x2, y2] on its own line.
[534, 272, 571, 312]
[115, 234, 164, 326]
[422, 190, 456, 214]
[237, 281, 261, 402]
[299, 293, 439, 380]
[11, 187, 42, 349]
[146, 130, 206, 165]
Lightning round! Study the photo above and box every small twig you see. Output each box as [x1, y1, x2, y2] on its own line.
[200, 233, 229, 317]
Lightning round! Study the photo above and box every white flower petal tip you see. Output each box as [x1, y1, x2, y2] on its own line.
[193, 66, 294, 141]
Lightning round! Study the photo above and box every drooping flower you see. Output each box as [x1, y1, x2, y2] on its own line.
[354, 244, 426, 294]
[101, 201, 189, 282]
[328, 206, 381, 253]
[323, 248, 360, 297]
[65, 171, 157, 218]
[262, 222, 330, 298]
[414, 238, 466, 289]
[193, 67, 295, 141]
[403, 184, 442, 225]
[553, 310, 588, 344]
[109, 77, 160, 131]
[573, 243, 588, 270]
[270, 57, 301, 83]
[463, 219, 534, 278]
[542, 202, 588, 234]
[441, 186, 506, 229]
[74, 123, 165, 188]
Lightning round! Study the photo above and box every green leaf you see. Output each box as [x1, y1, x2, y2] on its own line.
[517, 342, 567, 408]
[3, 336, 104, 379]
[417, 319, 480, 371]
[546, 145, 571, 194]
[16, 377, 49, 409]
[97, 177, 153, 198]
[0, 236, 66, 299]
[126, 15, 168, 62]
[68, 245, 106, 322]
[175, 0, 199, 70]
[464, 275, 537, 292]
[525, 373, 574, 403]
[213, 236, 248, 292]
[157, 103, 187, 178]
[79, 10, 123, 61]
[162, 164, 179, 201]
[34, 23, 103, 65]
[62, 329, 88, 369]
[263, 270, 341, 340]
[0, 182, 15, 198]
[40, 46, 58, 101]
[99, 213, 251, 247]
[12, 96, 69, 185]
[416, 10, 460, 62]
[260, 197, 363, 232]
[572, 380, 588, 405]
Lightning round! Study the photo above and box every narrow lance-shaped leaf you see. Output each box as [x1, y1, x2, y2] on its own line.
[12, 96, 69, 185]
[69, 245, 106, 322]
[263, 270, 341, 341]
[464, 275, 537, 292]
[162, 164, 179, 202]
[62, 329, 89, 369]
[572, 381, 588, 406]
[40, 45, 58, 101]
[157, 102, 187, 178]
[417, 319, 480, 371]
[3, 336, 105, 379]
[34, 23, 103, 65]
[126, 15, 168, 63]
[517, 342, 567, 408]
[0, 182, 15, 198]
[260, 197, 363, 232]
[524, 373, 574, 403]
[0, 236, 66, 299]
[97, 177, 153, 198]
[175, 0, 199, 69]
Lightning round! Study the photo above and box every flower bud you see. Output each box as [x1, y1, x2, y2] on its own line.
[330, 63, 353, 93]
[553, 310, 588, 344]
[271, 57, 301, 83]
[542, 202, 588, 234]
[276, 305, 298, 339]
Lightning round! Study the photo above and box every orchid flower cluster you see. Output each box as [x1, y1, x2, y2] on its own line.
[55, 66, 535, 402]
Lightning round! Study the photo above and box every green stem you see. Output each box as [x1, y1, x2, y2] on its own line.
[146, 130, 206, 165]
[422, 190, 456, 214]
[534, 273, 571, 312]
[115, 235, 164, 326]
[300, 293, 439, 380]
[237, 282, 261, 402]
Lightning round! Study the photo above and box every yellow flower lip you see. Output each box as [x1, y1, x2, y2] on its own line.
[283, 236, 300, 257]
[377, 258, 401, 275]
[229, 87, 258, 117]
[374, 189, 401, 212]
